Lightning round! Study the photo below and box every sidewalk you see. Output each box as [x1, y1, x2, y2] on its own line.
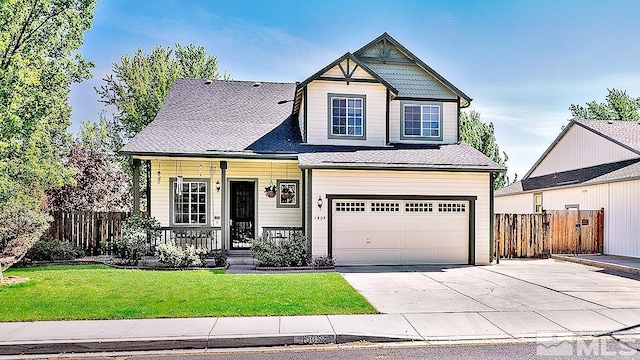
[552, 254, 640, 276]
[2, 310, 639, 356]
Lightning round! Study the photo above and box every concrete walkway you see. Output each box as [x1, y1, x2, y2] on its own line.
[552, 254, 640, 276]
[2, 259, 640, 356]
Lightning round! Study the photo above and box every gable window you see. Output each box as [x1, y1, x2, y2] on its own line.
[171, 178, 209, 225]
[534, 193, 543, 213]
[328, 93, 366, 139]
[400, 101, 443, 140]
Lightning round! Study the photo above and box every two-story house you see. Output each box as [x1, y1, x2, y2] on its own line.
[121, 33, 503, 265]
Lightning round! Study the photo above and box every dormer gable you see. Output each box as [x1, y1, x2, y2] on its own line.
[294, 33, 471, 147]
[354, 32, 471, 107]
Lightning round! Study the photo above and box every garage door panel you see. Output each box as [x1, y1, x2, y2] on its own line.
[333, 199, 469, 265]
[333, 217, 367, 232]
[401, 216, 435, 231]
[368, 250, 401, 263]
[334, 249, 370, 265]
[434, 248, 468, 264]
[367, 216, 402, 232]
[401, 249, 435, 263]
[402, 232, 436, 248]
[368, 232, 402, 248]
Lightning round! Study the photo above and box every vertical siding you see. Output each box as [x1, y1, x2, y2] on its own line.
[388, 100, 458, 144]
[607, 180, 640, 257]
[150, 158, 302, 239]
[495, 181, 640, 259]
[529, 125, 637, 177]
[306, 80, 387, 146]
[541, 184, 609, 210]
[495, 193, 534, 213]
[311, 170, 491, 264]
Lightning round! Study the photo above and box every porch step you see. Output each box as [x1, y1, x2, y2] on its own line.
[226, 256, 258, 265]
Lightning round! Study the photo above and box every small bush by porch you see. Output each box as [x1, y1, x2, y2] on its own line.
[0, 265, 376, 321]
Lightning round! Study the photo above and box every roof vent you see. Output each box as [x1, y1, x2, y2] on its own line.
[253, 82, 261, 88]
[607, 120, 614, 124]
[203, 79, 212, 86]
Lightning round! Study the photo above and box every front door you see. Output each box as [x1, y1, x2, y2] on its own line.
[230, 181, 255, 250]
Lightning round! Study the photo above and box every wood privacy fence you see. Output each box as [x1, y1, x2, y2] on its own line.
[494, 209, 604, 258]
[43, 211, 130, 255]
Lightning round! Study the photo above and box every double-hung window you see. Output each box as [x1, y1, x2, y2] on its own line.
[171, 179, 209, 225]
[401, 102, 442, 140]
[329, 94, 365, 139]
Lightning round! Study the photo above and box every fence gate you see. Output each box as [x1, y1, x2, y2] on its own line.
[494, 209, 604, 259]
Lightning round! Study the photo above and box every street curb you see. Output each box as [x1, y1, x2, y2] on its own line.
[0, 334, 420, 356]
[552, 255, 640, 276]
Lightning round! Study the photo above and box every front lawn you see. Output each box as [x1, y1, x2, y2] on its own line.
[0, 265, 376, 321]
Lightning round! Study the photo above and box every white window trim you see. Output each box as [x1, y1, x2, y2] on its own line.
[170, 178, 210, 226]
[327, 93, 366, 140]
[400, 101, 443, 141]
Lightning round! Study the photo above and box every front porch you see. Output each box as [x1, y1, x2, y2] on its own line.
[153, 226, 303, 253]
[132, 157, 308, 253]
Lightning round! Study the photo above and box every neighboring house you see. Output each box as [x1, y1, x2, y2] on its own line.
[121, 33, 503, 265]
[495, 119, 640, 258]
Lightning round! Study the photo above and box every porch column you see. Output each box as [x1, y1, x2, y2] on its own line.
[220, 161, 227, 251]
[146, 160, 151, 217]
[132, 158, 141, 215]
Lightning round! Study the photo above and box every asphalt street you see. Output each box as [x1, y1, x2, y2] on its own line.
[15, 340, 640, 360]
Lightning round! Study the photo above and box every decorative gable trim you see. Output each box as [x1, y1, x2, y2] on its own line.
[296, 52, 399, 95]
[354, 32, 472, 107]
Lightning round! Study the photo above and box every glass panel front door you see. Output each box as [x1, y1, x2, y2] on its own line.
[230, 181, 255, 250]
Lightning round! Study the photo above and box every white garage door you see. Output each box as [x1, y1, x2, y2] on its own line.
[332, 200, 469, 265]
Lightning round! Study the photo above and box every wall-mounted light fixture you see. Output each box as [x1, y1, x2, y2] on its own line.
[215, 180, 221, 192]
[317, 196, 323, 209]
[156, 159, 161, 184]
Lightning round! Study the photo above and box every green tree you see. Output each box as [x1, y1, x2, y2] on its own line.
[460, 111, 509, 189]
[97, 43, 228, 141]
[95, 43, 229, 212]
[0, 0, 96, 276]
[569, 88, 640, 121]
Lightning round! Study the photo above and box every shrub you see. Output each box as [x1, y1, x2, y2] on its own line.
[312, 255, 335, 268]
[114, 215, 161, 262]
[211, 250, 227, 268]
[251, 233, 310, 267]
[155, 241, 208, 268]
[0, 203, 51, 272]
[25, 240, 85, 261]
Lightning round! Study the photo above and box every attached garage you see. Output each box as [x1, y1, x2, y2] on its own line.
[328, 196, 475, 265]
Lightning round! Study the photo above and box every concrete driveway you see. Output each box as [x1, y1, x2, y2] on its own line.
[339, 259, 640, 314]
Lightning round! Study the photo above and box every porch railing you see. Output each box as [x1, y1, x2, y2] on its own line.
[155, 226, 222, 252]
[261, 227, 303, 245]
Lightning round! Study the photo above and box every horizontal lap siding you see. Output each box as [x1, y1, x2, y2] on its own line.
[311, 170, 490, 264]
[150, 159, 302, 233]
[389, 101, 457, 144]
[306, 81, 387, 146]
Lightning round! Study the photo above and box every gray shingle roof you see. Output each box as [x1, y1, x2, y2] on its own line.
[298, 143, 504, 171]
[496, 158, 640, 196]
[575, 119, 640, 153]
[120, 79, 297, 155]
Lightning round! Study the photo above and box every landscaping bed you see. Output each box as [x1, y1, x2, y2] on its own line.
[0, 264, 376, 321]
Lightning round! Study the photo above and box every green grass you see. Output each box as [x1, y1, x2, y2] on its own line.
[0, 265, 376, 321]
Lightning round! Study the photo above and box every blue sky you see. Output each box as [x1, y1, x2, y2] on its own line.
[70, 0, 640, 180]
